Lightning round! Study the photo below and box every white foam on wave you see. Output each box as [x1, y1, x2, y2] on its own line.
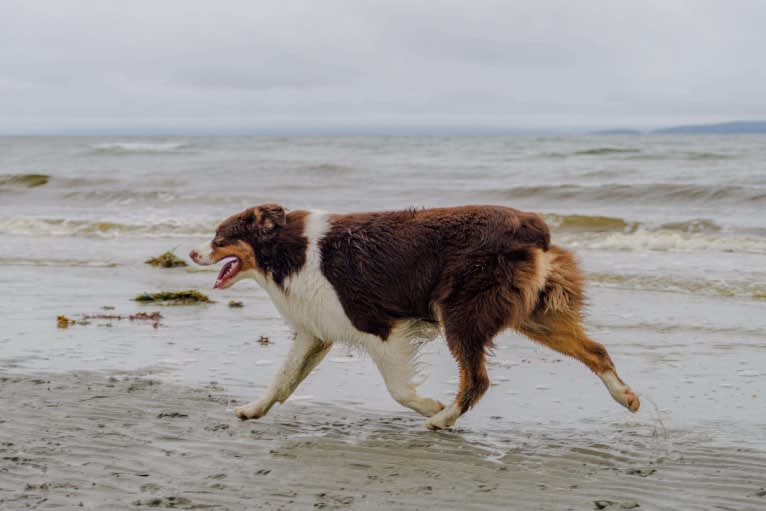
[0, 217, 215, 238]
[2, 216, 766, 256]
[89, 141, 191, 153]
[559, 229, 766, 254]
[589, 271, 766, 300]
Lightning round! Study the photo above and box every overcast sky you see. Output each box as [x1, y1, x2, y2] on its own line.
[1, 0, 765, 134]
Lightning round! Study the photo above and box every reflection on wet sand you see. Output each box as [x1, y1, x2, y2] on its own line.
[1, 372, 764, 510]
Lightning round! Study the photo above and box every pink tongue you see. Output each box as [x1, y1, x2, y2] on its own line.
[214, 257, 238, 288]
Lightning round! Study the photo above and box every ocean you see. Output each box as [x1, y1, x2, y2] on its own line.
[1, 135, 765, 509]
[3, 135, 766, 299]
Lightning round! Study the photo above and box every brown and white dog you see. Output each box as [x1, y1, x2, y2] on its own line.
[190, 204, 639, 430]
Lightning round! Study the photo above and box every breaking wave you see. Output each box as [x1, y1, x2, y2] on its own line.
[543, 213, 726, 235]
[497, 183, 766, 205]
[0, 257, 118, 268]
[589, 272, 766, 301]
[544, 214, 766, 253]
[0, 173, 50, 188]
[0, 217, 214, 238]
[557, 229, 766, 254]
[87, 142, 192, 154]
[543, 213, 638, 233]
[63, 190, 191, 204]
[1, 213, 764, 255]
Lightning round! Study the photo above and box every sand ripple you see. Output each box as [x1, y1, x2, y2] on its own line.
[1, 372, 765, 510]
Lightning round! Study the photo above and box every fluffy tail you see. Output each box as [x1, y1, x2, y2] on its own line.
[533, 245, 586, 321]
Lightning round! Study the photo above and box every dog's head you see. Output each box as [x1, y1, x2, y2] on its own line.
[190, 204, 286, 289]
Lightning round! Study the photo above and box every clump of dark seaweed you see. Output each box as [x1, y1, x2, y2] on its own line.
[57, 311, 164, 328]
[228, 300, 244, 308]
[144, 251, 188, 268]
[0, 173, 50, 188]
[57, 315, 75, 328]
[134, 290, 212, 305]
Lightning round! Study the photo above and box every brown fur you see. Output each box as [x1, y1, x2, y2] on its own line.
[317, 205, 555, 415]
[319, 206, 549, 339]
[206, 203, 634, 421]
[519, 247, 616, 376]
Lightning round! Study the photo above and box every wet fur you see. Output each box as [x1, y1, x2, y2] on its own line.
[191, 204, 639, 429]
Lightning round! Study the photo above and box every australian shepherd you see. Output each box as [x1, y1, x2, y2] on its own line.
[190, 204, 639, 430]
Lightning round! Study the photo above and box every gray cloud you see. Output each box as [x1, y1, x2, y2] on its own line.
[1, 0, 765, 133]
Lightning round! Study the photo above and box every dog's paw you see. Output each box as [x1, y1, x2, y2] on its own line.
[424, 404, 459, 430]
[425, 415, 452, 431]
[600, 371, 640, 413]
[234, 403, 267, 420]
[623, 388, 640, 413]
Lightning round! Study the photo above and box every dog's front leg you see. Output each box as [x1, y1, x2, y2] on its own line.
[234, 332, 332, 420]
[368, 333, 445, 418]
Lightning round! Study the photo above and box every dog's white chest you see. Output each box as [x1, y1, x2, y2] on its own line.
[260, 211, 369, 345]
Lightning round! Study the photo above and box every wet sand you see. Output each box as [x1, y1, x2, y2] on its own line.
[2, 241, 766, 510]
[2, 371, 765, 510]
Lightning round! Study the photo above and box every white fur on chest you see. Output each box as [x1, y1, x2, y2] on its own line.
[255, 211, 372, 346]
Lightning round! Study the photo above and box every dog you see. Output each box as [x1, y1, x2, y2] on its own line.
[190, 204, 639, 430]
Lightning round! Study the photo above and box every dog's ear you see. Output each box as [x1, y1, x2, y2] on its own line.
[254, 204, 286, 234]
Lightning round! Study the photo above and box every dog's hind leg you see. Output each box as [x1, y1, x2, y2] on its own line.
[235, 331, 332, 420]
[519, 313, 639, 412]
[425, 325, 494, 430]
[518, 246, 640, 412]
[426, 299, 508, 430]
[368, 328, 445, 417]
[425, 246, 550, 430]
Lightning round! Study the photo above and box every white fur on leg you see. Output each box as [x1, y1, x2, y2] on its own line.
[235, 331, 332, 420]
[367, 323, 443, 417]
[425, 402, 461, 430]
[234, 400, 270, 420]
[599, 370, 640, 412]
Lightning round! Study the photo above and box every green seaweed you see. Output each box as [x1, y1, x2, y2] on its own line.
[144, 251, 188, 268]
[134, 290, 212, 305]
[0, 173, 50, 188]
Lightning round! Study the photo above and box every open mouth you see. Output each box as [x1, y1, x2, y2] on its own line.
[214, 256, 241, 289]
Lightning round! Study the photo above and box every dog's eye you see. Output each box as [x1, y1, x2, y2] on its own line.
[212, 237, 226, 247]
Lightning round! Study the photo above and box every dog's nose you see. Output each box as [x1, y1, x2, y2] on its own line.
[189, 249, 199, 261]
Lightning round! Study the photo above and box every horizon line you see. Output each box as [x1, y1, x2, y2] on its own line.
[1, 119, 765, 137]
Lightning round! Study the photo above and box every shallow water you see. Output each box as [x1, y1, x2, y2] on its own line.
[1, 135, 766, 508]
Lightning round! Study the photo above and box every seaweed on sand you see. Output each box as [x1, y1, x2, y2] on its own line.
[57, 315, 75, 328]
[134, 290, 212, 305]
[57, 311, 164, 328]
[144, 251, 188, 268]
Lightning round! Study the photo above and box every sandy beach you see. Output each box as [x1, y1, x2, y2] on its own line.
[2, 369, 765, 511]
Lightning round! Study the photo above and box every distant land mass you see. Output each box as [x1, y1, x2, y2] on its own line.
[590, 121, 766, 136]
[652, 120, 766, 134]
